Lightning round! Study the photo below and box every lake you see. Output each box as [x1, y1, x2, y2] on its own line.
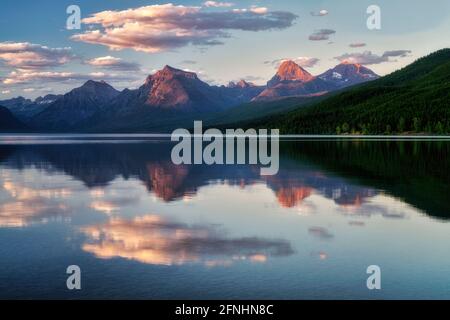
[0, 136, 449, 299]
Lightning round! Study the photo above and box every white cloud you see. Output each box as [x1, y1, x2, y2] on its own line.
[335, 50, 412, 65]
[203, 1, 234, 8]
[311, 9, 329, 16]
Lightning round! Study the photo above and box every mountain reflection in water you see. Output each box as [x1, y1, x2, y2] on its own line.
[0, 138, 449, 299]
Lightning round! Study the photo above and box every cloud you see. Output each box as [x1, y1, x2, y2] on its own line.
[71, 4, 298, 53]
[309, 29, 336, 41]
[203, 1, 234, 8]
[382, 50, 412, 58]
[2, 70, 139, 85]
[349, 221, 365, 226]
[231, 7, 269, 14]
[311, 9, 329, 16]
[308, 226, 334, 240]
[249, 6, 269, 14]
[1, 90, 11, 94]
[349, 43, 366, 48]
[0, 42, 73, 69]
[265, 56, 320, 68]
[0, 180, 72, 228]
[89, 195, 140, 215]
[85, 56, 141, 71]
[335, 50, 412, 65]
[241, 75, 265, 82]
[81, 214, 294, 266]
[181, 60, 197, 65]
[23, 88, 35, 92]
[290, 57, 320, 68]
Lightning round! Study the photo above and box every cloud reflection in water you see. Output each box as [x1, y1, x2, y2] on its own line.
[0, 180, 72, 227]
[80, 214, 294, 266]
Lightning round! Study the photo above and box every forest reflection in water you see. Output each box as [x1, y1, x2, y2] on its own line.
[0, 138, 449, 299]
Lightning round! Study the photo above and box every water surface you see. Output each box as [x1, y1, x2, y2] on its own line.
[0, 137, 449, 299]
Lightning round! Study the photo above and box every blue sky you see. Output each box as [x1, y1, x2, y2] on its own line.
[0, 0, 449, 99]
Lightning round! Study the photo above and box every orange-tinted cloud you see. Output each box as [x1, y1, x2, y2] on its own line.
[0, 181, 71, 227]
[81, 214, 294, 266]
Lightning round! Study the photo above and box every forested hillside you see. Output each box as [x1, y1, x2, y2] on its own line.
[250, 49, 450, 134]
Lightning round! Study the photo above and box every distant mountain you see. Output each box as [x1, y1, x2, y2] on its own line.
[31, 80, 120, 130]
[143, 65, 232, 112]
[227, 80, 255, 89]
[0, 96, 32, 109]
[220, 80, 265, 103]
[1, 94, 65, 121]
[0, 97, 32, 119]
[247, 49, 450, 134]
[268, 60, 315, 86]
[85, 66, 265, 132]
[98, 66, 243, 118]
[253, 60, 380, 101]
[254, 60, 335, 101]
[34, 94, 62, 105]
[0, 106, 29, 132]
[318, 62, 379, 88]
[1, 60, 380, 132]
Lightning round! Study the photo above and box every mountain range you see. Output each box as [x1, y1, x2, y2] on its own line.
[0, 59, 379, 132]
[8, 49, 450, 135]
[32, 80, 120, 130]
[246, 48, 450, 134]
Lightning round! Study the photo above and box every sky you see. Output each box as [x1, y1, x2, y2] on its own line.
[0, 0, 449, 99]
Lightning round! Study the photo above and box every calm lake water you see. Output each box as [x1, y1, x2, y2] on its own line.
[0, 136, 449, 299]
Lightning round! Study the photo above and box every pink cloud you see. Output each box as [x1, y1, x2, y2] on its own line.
[72, 4, 297, 53]
[2, 70, 139, 85]
[0, 42, 73, 69]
